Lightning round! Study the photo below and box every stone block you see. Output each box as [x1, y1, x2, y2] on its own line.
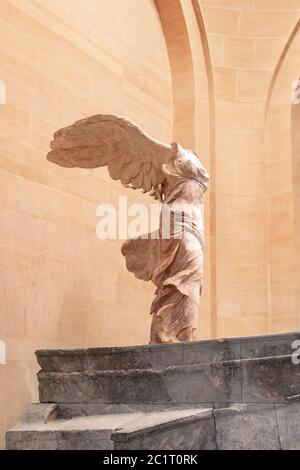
[183, 338, 241, 365]
[38, 360, 242, 405]
[57, 403, 146, 419]
[214, 404, 279, 450]
[202, 7, 240, 35]
[114, 417, 216, 450]
[150, 343, 184, 368]
[38, 370, 174, 404]
[239, 11, 297, 37]
[112, 408, 216, 450]
[224, 36, 255, 69]
[241, 332, 300, 359]
[181, 362, 242, 403]
[242, 355, 300, 402]
[57, 431, 113, 450]
[276, 400, 300, 450]
[20, 403, 57, 424]
[6, 431, 59, 451]
[37, 350, 87, 373]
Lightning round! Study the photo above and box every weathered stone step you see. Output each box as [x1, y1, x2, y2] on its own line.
[6, 405, 214, 450]
[111, 407, 215, 450]
[38, 354, 300, 405]
[7, 332, 300, 449]
[36, 332, 300, 372]
[7, 401, 300, 450]
[114, 402, 300, 450]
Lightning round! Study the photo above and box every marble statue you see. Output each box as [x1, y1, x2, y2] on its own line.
[47, 115, 209, 343]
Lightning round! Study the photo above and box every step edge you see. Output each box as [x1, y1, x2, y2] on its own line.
[35, 332, 300, 357]
[111, 409, 213, 441]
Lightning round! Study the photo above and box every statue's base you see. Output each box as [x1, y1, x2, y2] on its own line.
[7, 332, 300, 450]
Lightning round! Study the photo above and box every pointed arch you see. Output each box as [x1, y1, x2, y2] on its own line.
[154, 0, 196, 147]
[265, 21, 300, 332]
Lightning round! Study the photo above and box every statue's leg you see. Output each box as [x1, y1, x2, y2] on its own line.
[149, 311, 170, 344]
[149, 286, 198, 344]
[177, 327, 197, 342]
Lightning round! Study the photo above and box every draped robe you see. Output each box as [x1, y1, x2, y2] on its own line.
[122, 178, 205, 343]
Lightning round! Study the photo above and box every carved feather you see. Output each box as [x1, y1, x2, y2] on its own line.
[47, 114, 171, 195]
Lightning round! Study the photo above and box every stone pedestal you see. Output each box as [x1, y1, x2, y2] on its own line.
[6, 332, 300, 450]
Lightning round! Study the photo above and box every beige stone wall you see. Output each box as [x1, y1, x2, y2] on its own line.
[157, 0, 300, 338]
[199, 0, 300, 337]
[0, 0, 173, 448]
[266, 23, 300, 333]
[156, 0, 216, 339]
[1, 0, 300, 449]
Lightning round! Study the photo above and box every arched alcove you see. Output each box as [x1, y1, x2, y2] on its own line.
[265, 21, 300, 332]
[154, 0, 196, 148]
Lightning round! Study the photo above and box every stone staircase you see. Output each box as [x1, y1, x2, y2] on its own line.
[6, 332, 300, 450]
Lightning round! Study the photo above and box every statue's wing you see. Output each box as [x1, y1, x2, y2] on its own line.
[47, 114, 171, 194]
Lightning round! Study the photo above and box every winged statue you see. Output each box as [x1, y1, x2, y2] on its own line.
[47, 115, 209, 343]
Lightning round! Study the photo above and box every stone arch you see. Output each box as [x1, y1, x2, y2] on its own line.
[154, 0, 196, 147]
[266, 20, 300, 120]
[265, 21, 300, 332]
[155, 0, 216, 338]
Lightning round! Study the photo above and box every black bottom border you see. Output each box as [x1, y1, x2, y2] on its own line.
[0, 450, 299, 467]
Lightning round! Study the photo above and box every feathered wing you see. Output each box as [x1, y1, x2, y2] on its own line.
[47, 114, 171, 194]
